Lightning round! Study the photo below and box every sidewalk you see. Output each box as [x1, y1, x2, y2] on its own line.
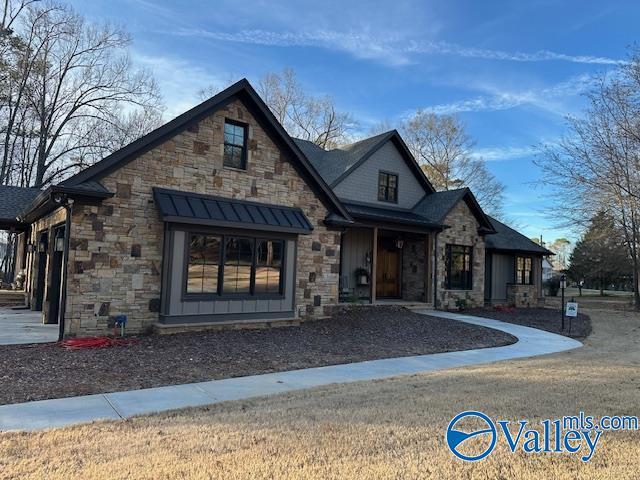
[0, 311, 582, 431]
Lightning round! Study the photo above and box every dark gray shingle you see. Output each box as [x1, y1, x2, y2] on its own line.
[485, 216, 553, 255]
[0, 186, 41, 222]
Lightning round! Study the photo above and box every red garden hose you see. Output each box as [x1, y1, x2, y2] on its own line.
[60, 336, 137, 349]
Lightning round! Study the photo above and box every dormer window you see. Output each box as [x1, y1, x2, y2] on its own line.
[223, 119, 247, 169]
[378, 171, 398, 203]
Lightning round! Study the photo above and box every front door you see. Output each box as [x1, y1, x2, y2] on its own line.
[376, 240, 401, 298]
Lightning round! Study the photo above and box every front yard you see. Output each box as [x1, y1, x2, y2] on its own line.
[0, 307, 637, 479]
[0, 306, 515, 405]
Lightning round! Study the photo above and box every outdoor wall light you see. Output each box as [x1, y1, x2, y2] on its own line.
[38, 241, 47, 253]
[26, 242, 34, 253]
[54, 237, 65, 252]
[395, 238, 404, 249]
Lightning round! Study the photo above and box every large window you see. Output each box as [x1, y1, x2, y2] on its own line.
[378, 171, 398, 203]
[223, 237, 253, 294]
[446, 244, 473, 290]
[186, 235, 221, 294]
[516, 256, 533, 285]
[223, 120, 247, 169]
[185, 233, 285, 297]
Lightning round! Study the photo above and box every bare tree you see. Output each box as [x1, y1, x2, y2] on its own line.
[257, 68, 356, 149]
[535, 49, 640, 310]
[401, 111, 505, 217]
[0, 1, 163, 188]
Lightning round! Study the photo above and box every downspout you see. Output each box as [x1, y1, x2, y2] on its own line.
[58, 199, 73, 341]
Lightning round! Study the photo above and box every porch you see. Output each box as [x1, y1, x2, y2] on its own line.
[339, 226, 436, 305]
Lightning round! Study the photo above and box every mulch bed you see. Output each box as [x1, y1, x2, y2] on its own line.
[0, 306, 516, 405]
[466, 307, 592, 339]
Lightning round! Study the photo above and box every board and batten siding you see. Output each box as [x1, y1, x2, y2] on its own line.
[333, 141, 427, 208]
[486, 252, 544, 302]
[340, 227, 373, 298]
[162, 229, 296, 321]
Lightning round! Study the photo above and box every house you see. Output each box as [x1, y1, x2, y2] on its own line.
[0, 79, 552, 338]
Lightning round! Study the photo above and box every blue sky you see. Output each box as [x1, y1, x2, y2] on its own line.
[70, 0, 638, 243]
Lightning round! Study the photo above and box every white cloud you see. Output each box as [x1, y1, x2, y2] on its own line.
[133, 52, 240, 119]
[166, 28, 624, 67]
[420, 73, 596, 115]
[471, 145, 538, 162]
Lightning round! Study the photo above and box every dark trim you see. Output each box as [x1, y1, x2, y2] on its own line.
[486, 247, 548, 256]
[223, 118, 248, 170]
[159, 310, 296, 325]
[21, 185, 113, 224]
[433, 233, 438, 306]
[377, 170, 399, 204]
[330, 131, 436, 195]
[60, 78, 352, 221]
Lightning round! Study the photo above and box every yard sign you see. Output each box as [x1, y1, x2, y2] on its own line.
[566, 302, 578, 317]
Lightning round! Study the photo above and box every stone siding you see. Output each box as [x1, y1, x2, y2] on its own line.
[435, 201, 485, 309]
[506, 283, 543, 308]
[402, 238, 427, 302]
[62, 98, 340, 336]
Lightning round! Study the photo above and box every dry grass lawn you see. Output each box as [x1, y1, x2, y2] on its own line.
[1, 307, 639, 479]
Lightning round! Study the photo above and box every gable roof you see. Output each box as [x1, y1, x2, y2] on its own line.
[293, 130, 436, 194]
[412, 188, 495, 233]
[485, 216, 554, 255]
[0, 186, 41, 229]
[60, 79, 351, 221]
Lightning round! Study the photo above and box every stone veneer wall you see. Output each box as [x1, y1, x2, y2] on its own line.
[435, 201, 485, 309]
[62, 98, 340, 336]
[402, 238, 427, 302]
[506, 284, 541, 307]
[26, 207, 68, 324]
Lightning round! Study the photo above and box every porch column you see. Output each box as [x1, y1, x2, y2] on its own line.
[425, 233, 431, 303]
[370, 226, 378, 304]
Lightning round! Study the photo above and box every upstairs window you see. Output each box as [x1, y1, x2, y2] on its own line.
[446, 244, 473, 290]
[516, 256, 533, 285]
[223, 120, 247, 169]
[378, 171, 398, 203]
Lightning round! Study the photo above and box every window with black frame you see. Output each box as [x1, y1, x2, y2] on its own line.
[185, 233, 286, 297]
[186, 234, 221, 294]
[446, 244, 473, 290]
[223, 120, 247, 169]
[516, 256, 533, 284]
[254, 240, 284, 294]
[378, 171, 398, 203]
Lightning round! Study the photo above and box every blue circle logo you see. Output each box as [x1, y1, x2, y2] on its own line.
[446, 411, 497, 461]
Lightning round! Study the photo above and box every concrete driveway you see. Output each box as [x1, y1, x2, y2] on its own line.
[0, 308, 58, 345]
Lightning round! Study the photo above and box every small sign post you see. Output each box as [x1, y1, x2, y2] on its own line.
[560, 274, 567, 331]
[566, 300, 578, 335]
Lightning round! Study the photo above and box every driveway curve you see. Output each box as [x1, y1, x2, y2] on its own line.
[0, 311, 582, 431]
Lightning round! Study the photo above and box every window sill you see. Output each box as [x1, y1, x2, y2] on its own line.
[223, 165, 248, 172]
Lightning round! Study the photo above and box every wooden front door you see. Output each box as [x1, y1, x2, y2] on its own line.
[376, 241, 401, 298]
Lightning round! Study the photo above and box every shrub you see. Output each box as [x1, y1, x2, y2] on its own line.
[545, 277, 560, 296]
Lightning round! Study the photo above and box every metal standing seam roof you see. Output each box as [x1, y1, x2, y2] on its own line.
[341, 201, 444, 229]
[153, 188, 314, 234]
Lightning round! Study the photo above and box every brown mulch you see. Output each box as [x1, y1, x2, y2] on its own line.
[466, 307, 592, 339]
[0, 306, 516, 405]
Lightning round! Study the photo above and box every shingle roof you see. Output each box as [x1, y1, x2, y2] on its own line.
[153, 188, 314, 234]
[0, 186, 41, 224]
[411, 188, 468, 223]
[293, 132, 392, 186]
[485, 216, 553, 255]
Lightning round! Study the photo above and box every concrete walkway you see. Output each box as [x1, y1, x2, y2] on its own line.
[0, 307, 58, 345]
[0, 311, 582, 431]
